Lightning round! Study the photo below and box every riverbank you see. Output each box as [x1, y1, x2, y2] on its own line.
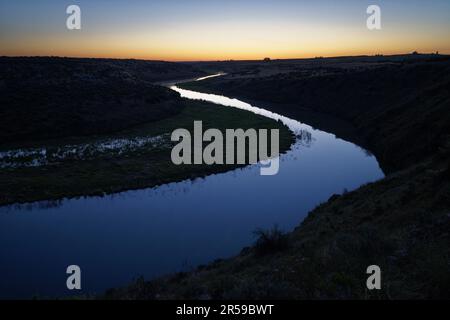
[0, 57, 294, 206]
[104, 55, 450, 299]
[0, 100, 293, 206]
[106, 157, 450, 299]
[179, 55, 450, 174]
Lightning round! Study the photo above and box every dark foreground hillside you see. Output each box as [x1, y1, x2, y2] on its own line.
[182, 55, 450, 174]
[105, 55, 450, 299]
[0, 57, 204, 146]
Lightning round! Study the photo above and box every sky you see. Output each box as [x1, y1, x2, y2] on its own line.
[1, 0, 449, 61]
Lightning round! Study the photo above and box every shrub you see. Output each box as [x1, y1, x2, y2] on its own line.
[253, 225, 289, 256]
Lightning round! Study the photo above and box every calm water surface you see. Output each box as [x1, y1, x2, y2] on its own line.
[0, 78, 384, 298]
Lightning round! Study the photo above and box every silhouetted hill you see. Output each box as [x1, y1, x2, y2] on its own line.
[0, 57, 204, 146]
[181, 55, 450, 173]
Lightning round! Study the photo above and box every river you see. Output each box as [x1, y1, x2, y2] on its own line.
[0, 76, 384, 298]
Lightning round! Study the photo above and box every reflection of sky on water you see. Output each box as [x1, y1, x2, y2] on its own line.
[0, 81, 384, 299]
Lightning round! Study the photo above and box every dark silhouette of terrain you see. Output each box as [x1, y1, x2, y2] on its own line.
[0, 57, 292, 205]
[182, 54, 450, 174]
[1, 55, 448, 299]
[0, 57, 205, 146]
[106, 54, 450, 299]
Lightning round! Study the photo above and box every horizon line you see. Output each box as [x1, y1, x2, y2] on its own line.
[1, 51, 448, 63]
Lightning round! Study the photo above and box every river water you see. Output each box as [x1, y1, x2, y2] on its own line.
[0, 77, 384, 298]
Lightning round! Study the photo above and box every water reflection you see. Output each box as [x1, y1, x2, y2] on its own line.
[171, 85, 312, 137]
[296, 130, 313, 147]
[2, 199, 65, 213]
[0, 77, 384, 299]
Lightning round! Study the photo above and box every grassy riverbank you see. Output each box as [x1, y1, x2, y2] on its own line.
[0, 57, 293, 206]
[0, 100, 293, 206]
[106, 157, 450, 299]
[181, 54, 450, 174]
[105, 55, 450, 299]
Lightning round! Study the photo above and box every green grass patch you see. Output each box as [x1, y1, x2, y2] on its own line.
[0, 100, 294, 206]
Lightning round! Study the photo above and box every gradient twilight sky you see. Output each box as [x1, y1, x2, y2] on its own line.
[1, 0, 449, 61]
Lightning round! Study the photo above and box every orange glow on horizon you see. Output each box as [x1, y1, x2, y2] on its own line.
[2, 1, 450, 62]
[3, 41, 449, 62]
[2, 23, 449, 62]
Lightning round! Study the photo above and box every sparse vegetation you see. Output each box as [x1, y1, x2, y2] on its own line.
[253, 225, 289, 256]
[106, 55, 450, 300]
[182, 55, 450, 174]
[0, 57, 294, 205]
[0, 57, 204, 146]
[0, 100, 293, 206]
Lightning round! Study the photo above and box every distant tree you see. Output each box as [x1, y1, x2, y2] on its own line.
[263, 57, 271, 62]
